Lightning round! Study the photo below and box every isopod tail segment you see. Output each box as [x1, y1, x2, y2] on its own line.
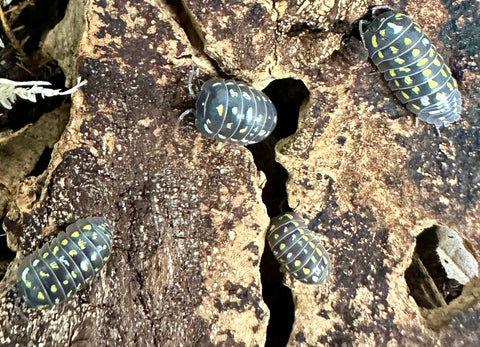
[177, 75, 277, 145]
[267, 212, 332, 285]
[359, 6, 462, 136]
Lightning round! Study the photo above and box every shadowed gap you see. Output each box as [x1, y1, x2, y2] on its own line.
[0, 218, 16, 282]
[248, 78, 309, 347]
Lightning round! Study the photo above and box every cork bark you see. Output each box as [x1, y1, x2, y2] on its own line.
[0, 0, 479, 346]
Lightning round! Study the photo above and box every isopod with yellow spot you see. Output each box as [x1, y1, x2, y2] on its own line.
[267, 212, 331, 285]
[17, 217, 114, 309]
[359, 6, 462, 133]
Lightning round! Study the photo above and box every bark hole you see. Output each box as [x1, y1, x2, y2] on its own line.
[405, 225, 478, 309]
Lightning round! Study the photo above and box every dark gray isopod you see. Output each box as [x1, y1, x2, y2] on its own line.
[359, 6, 462, 132]
[180, 78, 277, 144]
[17, 217, 114, 309]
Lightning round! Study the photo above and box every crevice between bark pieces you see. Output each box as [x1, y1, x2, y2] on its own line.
[162, 0, 224, 75]
[249, 79, 310, 347]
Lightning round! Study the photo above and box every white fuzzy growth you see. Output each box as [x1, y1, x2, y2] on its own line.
[0, 77, 87, 109]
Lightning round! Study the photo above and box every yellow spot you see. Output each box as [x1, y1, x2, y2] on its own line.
[94, 267, 101, 272]
[274, 234, 279, 239]
[323, 256, 329, 263]
[217, 134, 226, 140]
[92, 232, 98, 240]
[389, 70, 396, 77]
[441, 69, 448, 77]
[63, 280, 69, 285]
[394, 57, 405, 64]
[417, 58, 429, 67]
[371, 35, 378, 48]
[71, 231, 80, 238]
[412, 104, 421, 110]
[69, 249, 78, 257]
[422, 69, 432, 77]
[39, 271, 49, 278]
[238, 126, 248, 133]
[78, 240, 86, 250]
[404, 77, 413, 85]
[279, 243, 286, 250]
[82, 224, 92, 231]
[428, 80, 438, 89]
[294, 260, 301, 267]
[379, 29, 386, 36]
[316, 248, 323, 257]
[453, 79, 458, 87]
[378, 51, 384, 59]
[53, 246, 59, 255]
[429, 49, 436, 57]
[285, 214, 294, 219]
[412, 48, 420, 57]
[401, 91, 410, 100]
[395, 13, 404, 19]
[285, 265, 291, 270]
[81, 262, 88, 272]
[434, 59, 441, 66]
[394, 80, 400, 87]
[291, 221, 299, 226]
[298, 229, 305, 235]
[302, 268, 311, 275]
[50, 285, 57, 293]
[61, 239, 68, 246]
[436, 92, 446, 100]
[71, 271, 77, 279]
[24, 280, 32, 288]
[42, 252, 49, 258]
[390, 46, 398, 54]
[103, 256, 110, 261]
[37, 292, 45, 300]
[399, 67, 411, 73]
[311, 256, 317, 262]
[50, 262, 59, 269]
[404, 37, 412, 45]
[216, 104, 224, 117]
[412, 86, 420, 94]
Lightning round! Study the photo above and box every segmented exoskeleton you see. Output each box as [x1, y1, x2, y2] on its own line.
[17, 217, 114, 309]
[267, 212, 331, 285]
[179, 78, 277, 144]
[359, 6, 462, 133]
